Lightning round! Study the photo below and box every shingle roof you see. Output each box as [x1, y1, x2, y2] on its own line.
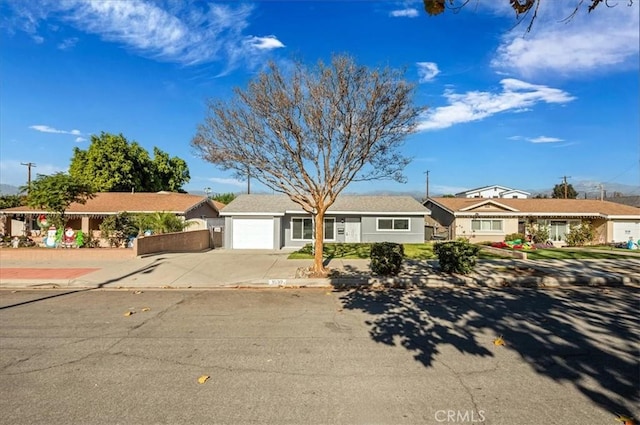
[221, 194, 429, 215]
[429, 197, 640, 217]
[0, 192, 224, 215]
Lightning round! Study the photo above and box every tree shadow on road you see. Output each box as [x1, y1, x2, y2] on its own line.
[338, 285, 639, 418]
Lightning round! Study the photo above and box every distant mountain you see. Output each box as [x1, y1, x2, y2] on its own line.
[0, 184, 20, 195]
[527, 181, 639, 199]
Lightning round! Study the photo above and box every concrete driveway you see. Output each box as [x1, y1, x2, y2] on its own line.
[0, 249, 327, 289]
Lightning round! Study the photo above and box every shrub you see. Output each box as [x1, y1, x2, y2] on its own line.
[82, 232, 101, 248]
[526, 222, 550, 244]
[565, 221, 595, 246]
[434, 240, 481, 274]
[100, 212, 137, 247]
[505, 233, 525, 242]
[370, 242, 404, 276]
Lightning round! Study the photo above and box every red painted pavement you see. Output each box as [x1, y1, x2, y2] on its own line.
[0, 268, 100, 279]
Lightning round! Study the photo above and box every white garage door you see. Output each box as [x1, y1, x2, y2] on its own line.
[612, 221, 640, 243]
[232, 218, 274, 249]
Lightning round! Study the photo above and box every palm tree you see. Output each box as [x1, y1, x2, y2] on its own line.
[146, 212, 192, 234]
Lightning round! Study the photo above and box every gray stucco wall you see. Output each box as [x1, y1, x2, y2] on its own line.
[360, 216, 425, 243]
[282, 213, 425, 248]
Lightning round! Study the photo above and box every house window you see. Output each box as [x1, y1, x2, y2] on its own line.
[291, 218, 335, 240]
[471, 219, 503, 232]
[377, 218, 410, 231]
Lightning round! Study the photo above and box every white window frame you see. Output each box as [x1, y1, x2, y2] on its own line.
[291, 217, 336, 241]
[376, 217, 411, 232]
[471, 219, 503, 232]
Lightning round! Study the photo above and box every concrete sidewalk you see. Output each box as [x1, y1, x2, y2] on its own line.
[1, 249, 639, 289]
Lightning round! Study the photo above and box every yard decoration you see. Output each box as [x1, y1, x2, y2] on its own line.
[44, 226, 57, 248]
[37, 214, 48, 229]
[491, 240, 536, 250]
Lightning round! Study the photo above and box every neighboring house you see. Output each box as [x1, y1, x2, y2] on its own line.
[0, 192, 224, 237]
[425, 197, 640, 245]
[455, 185, 530, 199]
[220, 194, 430, 250]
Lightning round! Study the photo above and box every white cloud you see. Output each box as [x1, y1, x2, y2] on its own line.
[5, 0, 285, 70]
[30, 125, 84, 136]
[416, 62, 440, 83]
[208, 177, 246, 187]
[57, 37, 78, 50]
[417, 78, 575, 131]
[390, 8, 419, 18]
[245, 35, 285, 50]
[75, 137, 87, 143]
[491, 1, 639, 77]
[528, 136, 563, 143]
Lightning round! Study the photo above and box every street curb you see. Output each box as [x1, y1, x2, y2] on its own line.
[1, 274, 638, 290]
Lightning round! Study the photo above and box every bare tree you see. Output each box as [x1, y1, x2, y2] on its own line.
[191, 54, 423, 274]
[424, 0, 634, 32]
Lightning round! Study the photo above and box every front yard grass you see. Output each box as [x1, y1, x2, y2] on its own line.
[288, 243, 436, 260]
[289, 242, 638, 260]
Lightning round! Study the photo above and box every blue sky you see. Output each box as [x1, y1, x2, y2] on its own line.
[1, 0, 638, 197]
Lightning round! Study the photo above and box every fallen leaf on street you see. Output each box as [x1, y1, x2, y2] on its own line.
[615, 413, 635, 425]
[197, 375, 210, 384]
[141, 307, 150, 312]
[133, 290, 143, 295]
[123, 311, 135, 317]
[493, 336, 505, 346]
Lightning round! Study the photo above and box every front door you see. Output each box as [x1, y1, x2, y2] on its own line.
[344, 220, 361, 243]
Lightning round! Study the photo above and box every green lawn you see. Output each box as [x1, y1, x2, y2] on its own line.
[288, 242, 638, 260]
[288, 243, 436, 260]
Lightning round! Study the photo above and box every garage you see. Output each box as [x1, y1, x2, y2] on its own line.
[612, 221, 640, 243]
[232, 218, 274, 249]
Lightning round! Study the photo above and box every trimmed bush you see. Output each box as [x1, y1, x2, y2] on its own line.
[505, 233, 525, 242]
[565, 221, 595, 246]
[370, 242, 404, 276]
[434, 240, 481, 274]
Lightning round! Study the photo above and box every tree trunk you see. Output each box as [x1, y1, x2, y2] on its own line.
[312, 209, 326, 275]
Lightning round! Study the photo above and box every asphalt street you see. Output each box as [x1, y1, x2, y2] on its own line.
[0, 287, 638, 425]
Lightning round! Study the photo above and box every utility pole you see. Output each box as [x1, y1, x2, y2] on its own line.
[597, 184, 604, 201]
[20, 162, 36, 236]
[559, 175, 571, 199]
[21, 162, 36, 193]
[424, 170, 430, 200]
